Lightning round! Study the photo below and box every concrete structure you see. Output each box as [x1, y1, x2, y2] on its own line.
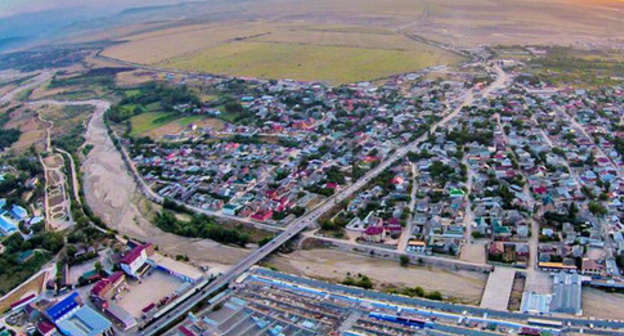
[520, 292, 551, 315]
[104, 303, 137, 331]
[150, 254, 203, 283]
[550, 273, 587, 315]
[11, 204, 28, 221]
[480, 267, 516, 311]
[56, 306, 113, 336]
[120, 244, 153, 278]
[45, 292, 113, 336]
[90, 271, 126, 304]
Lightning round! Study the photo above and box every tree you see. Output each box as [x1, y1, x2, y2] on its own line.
[399, 255, 410, 267]
[94, 261, 103, 275]
[426, 291, 443, 301]
[225, 102, 244, 114]
[588, 201, 608, 216]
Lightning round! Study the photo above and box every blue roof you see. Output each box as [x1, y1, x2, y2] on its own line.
[46, 292, 80, 323]
[12, 205, 27, 220]
[56, 306, 112, 336]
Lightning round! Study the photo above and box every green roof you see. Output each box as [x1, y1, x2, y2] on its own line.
[449, 188, 465, 196]
[493, 225, 511, 234]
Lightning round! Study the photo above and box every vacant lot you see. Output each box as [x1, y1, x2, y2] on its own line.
[268, 249, 486, 304]
[583, 287, 624, 320]
[117, 270, 184, 318]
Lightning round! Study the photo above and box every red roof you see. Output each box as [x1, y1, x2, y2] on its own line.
[10, 293, 36, 309]
[178, 326, 195, 336]
[91, 271, 124, 297]
[108, 271, 124, 283]
[364, 226, 384, 235]
[142, 303, 156, 313]
[252, 210, 273, 221]
[325, 182, 339, 189]
[90, 279, 110, 297]
[37, 321, 56, 334]
[121, 245, 146, 265]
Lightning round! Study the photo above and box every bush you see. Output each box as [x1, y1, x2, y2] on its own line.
[399, 255, 410, 267]
[471, 231, 484, 239]
[426, 291, 443, 301]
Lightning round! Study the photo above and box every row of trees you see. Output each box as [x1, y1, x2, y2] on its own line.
[155, 210, 250, 247]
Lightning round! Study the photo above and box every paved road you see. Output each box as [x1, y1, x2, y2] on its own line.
[397, 162, 417, 252]
[139, 64, 511, 336]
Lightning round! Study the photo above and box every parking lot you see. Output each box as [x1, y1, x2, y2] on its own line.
[116, 270, 184, 319]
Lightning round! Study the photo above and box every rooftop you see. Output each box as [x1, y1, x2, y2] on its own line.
[56, 306, 112, 336]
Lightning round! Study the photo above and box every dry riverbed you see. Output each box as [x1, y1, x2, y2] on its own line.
[81, 101, 249, 265]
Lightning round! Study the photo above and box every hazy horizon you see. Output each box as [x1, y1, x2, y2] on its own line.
[0, 0, 203, 18]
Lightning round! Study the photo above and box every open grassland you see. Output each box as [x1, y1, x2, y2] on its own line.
[3, 106, 47, 151]
[102, 20, 461, 85]
[251, 29, 433, 51]
[115, 70, 159, 87]
[413, 0, 624, 47]
[93, 0, 624, 58]
[98, 0, 624, 83]
[102, 22, 277, 65]
[526, 47, 624, 88]
[160, 40, 460, 85]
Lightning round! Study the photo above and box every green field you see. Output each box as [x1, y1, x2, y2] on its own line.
[159, 41, 461, 85]
[129, 112, 221, 138]
[123, 89, 142, 98]
[129, 112, 176, 136]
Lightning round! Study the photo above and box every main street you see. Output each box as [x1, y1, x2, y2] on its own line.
[138, 63, 511, 336]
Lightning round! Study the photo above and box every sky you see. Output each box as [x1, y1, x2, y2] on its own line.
[0, 0, 199, 18]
